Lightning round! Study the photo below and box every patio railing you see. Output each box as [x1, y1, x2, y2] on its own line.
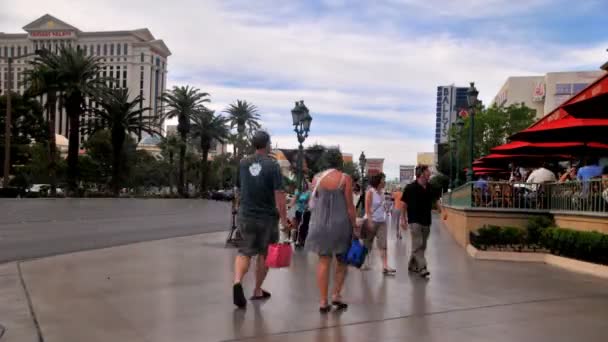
[443, 179, 608, 214]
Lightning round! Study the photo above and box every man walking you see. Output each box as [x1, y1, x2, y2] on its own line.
[400, 165, 443, 278]
[391, 188, 404, 240]
[233, 131, 290, 309]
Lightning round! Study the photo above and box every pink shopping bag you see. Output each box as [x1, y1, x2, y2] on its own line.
[265, 243, 293, 268]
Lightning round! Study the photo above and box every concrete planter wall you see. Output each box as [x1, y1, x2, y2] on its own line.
[466, 244, 608, 280]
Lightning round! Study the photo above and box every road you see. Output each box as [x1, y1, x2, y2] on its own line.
[0, 198, 232, 262]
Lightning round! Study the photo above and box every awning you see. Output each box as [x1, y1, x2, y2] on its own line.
[509, 117, 608, 143]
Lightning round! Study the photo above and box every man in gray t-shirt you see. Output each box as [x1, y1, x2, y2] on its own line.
[233, 131, 290, 309]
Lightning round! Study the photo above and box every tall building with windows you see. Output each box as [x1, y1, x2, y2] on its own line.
[435, 85, 468, 145]
[0, 14, 171, 145]
[492, 71, 606, 119]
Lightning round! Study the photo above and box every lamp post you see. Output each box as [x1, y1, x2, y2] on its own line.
[1, 51, 41, 188]
[454, 116, 464, 187]
[359, 151, 366, 191]
[449, 128, 456, 190]
[466, 82, 479, 183]
[291, 100, 312, 192]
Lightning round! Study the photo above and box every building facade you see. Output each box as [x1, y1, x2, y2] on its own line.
[399, 165, 415, 184]
[435, 85, 468, 145]
[365, 158, 384, 177]
[0, 14, 171, 145]
[492, 71, 606, 118]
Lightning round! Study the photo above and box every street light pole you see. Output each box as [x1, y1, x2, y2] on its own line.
[454, 116, 464, 187]
[449, 129, 455, 190]
[359, 151, 366, 191]
[291, 100, 312, 193]
[466, 82, 479, 183]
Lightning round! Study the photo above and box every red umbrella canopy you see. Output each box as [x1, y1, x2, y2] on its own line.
[491, 141, 608, 155]
[509, 116, 608, 143]
[563, 92, 608, 119]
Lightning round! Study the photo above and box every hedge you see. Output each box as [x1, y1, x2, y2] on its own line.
[540, 227, 608, 265]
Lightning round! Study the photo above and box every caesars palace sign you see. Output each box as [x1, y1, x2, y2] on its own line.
[28, 31, 75, 39]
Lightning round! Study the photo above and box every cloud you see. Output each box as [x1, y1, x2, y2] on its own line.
[2, 0, 607, 178]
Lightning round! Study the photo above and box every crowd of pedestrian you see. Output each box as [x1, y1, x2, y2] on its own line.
[231, 130, 445, 312]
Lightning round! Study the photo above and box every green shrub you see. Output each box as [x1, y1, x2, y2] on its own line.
[526, 215, 554, 244]
[540, 227, 608, 265]
[472, 225, 524, 247]
[501, 227, 524, 246]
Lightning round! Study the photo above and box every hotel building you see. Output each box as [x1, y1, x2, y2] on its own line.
[0, 14, 171, 145]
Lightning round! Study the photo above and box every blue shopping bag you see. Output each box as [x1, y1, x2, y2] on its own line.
[345, 239, 368, 268]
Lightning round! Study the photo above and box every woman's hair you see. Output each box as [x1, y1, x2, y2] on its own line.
[415, 164, 429, 178]
[323, 148, 344, 170]
[369, 173, 385, 188]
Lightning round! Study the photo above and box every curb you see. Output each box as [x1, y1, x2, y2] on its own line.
[466, 244, 608, 280]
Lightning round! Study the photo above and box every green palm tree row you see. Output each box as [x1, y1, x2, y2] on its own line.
[22, 46, 262, 197]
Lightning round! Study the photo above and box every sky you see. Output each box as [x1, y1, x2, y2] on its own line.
[1, 0, 608, 178]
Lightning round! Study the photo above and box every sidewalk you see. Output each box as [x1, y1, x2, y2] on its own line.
[6, 220, 608, 341]
[0, 263, 38, 342]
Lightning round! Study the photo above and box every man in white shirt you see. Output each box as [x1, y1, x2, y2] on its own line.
[527, 166, 557, 184]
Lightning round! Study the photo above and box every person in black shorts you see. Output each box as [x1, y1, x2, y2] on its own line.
[233, 131, 290, 309]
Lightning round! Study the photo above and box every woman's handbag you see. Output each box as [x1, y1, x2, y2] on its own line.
[265, 242, 293, 268]
[344, 239, 368, 268]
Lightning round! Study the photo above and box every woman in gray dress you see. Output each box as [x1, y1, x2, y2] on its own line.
[305, 150, 357, 313]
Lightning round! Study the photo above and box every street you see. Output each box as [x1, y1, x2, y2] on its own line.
[0, 198, 231, 262]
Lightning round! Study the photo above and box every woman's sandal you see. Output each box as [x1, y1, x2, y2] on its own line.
[331, 301, 348, 310]
[383, 268, 397, 276]
[319, 305, 332, 313]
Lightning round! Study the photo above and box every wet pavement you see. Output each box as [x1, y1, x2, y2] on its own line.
[12, 217, 608, 341]
[0, 199, 231, 262]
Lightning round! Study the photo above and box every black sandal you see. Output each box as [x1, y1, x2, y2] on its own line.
[332, 301, 348, 310]
[319, 305, 332, 313]
[250, 290, 271, 300]
[383, 268, 397, 275]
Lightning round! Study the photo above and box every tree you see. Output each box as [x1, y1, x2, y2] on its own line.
[448, 103, 535, 182]
[91, 89, 158, 196]
[31, 47, 108, 194]
[127, 150, 168, 194]
[342, 161, 360, 181]
[224, 100, 260, 159]
[83, 130, 114, 188]
[159, 134, 183, 194]
[161, 86, 210, 196]
[24, 64, 61, 195]
[190, 109, 230, 193]
[0, 94, 47, 180]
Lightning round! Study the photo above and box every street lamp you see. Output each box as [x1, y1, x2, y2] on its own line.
[1, 50, 42, 188]
[291, 100, 312, 192]
[466, 82, 479, 183]
[359, 151, 366, 191]
[454, 116, 465, 187]
[449, 127, 456, 190]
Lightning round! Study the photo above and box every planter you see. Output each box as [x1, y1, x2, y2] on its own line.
[467, 244, 608, 279]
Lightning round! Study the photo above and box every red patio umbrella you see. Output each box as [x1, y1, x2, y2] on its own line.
[509, 117, 608, 143]
[491, 141, 608, 155]
[562, 92, 608, 119]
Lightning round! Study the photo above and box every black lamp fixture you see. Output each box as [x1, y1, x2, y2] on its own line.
[466, 82, 479, 183]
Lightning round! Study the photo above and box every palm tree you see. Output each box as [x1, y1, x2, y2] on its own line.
[161, 86, 210, 196]
[91, 89, 158, 196]
[32, 47, 108, 194]
[159, 134, 182, 195]
[190, 109, 230, 193]
[224, 100, 260, 159]
[24, 64, 60, 196]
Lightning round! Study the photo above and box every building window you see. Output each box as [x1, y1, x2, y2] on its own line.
[123, 69, 127, 79]
[572, 83, 587, 94]
[110, 44, 114, 55]
[17, 46, 21, 56]
[24, 46, 28, 55]
[117, 43, 121, 55]
[84, 45, 88, 55]
[123, 79, 127, 88]
[140, 53, 144, 62]
[555, 83, 571, 95]
[10, 46, 14, 57]
[97, 45, 101, 55]
[103, 44, 107, 56]
[124, 43, 128, 55]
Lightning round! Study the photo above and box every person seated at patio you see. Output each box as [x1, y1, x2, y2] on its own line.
[559, 166, 578, 183]
[473, 176, 490, 206]
[527, 164, 557, 184]
[577, 159, 604, 197]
